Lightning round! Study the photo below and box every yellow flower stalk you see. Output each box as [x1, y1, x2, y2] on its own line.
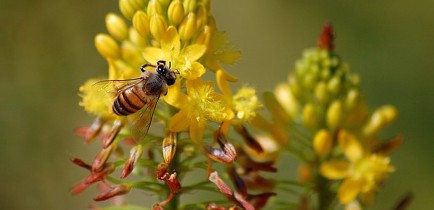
[270, 24, 401, 209]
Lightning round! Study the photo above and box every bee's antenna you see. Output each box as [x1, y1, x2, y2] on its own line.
[169, 61, 172, 69]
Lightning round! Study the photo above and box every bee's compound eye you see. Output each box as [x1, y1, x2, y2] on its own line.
[157, 66, 166, 74]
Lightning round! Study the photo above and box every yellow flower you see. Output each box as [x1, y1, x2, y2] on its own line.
[143, 26, 206, 80]
[169, 79, 233, 142]
[79, 78, 113, 118]
[320, 130, 395, 205]
[203, 30, 241, 72]
[232, 86, 262, 122]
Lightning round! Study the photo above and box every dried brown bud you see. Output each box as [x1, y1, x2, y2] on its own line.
[92, 144, 115, 172]
[162, 132, 177, 164]
[121, 144, 143, 178]
[93, 183, 131, 201]
[205, 127, 237, 163]
[70, 157, 92, 170]
[102, 119, 123, 148]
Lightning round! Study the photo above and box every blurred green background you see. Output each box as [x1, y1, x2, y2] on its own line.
[1, 0, 433, 209]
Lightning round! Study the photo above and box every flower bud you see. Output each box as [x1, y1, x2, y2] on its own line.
[102, 119, 123, 148]
[302, 103, 317, 130]
[363, 105, 398, 137]
[193, 25, 211, 45]
[147, 0, 163, 17]
[209, 171, 233, 196]
[95, 34, 121, 59]
[93, 183, 132, 201]
[314, 81, 329, 104]
[92, 144, 116, 173]
[313, 129, 332, 157]
[119, 0, 145, 20]
[129, 28, 147, 47]
[183, 0, 197, 13]
[345, 88, 360, 110]
[105, 13, 129, 41]
[168, 0, 185, 26]
[179, 12, 197, 41]
[327, 75, 341, 96]
[150, 14, 167, 42]
[263, 92, 290, 125]
[162, 132, 177, 164]
[158, 0, 170, 7]
[122, 41, 145, 67]
[326, 100, 343, 130]
[121, 144, 143, 178]
[195, 6, 207, 31]
[132, 11, 150, 38]
[274, 83, 300, 120]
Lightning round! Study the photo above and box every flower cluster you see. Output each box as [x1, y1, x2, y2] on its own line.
[73, 0, 402, 209]
[75, 0, 266, 209]
[271, 25, 401, 209]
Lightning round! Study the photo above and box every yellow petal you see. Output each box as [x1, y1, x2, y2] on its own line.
[183, 44, 206, 62]
[216, 50, 241, 65]
[338, 130, 363, 162]
[143, 47, 166, 64]
[181, 61, 206, 80]
[170, 109, 189, 132]
[162, 26, 180, 56]
[190, 119, 206, 142]
[320, 160, 350, 179]
[216, 69, 232, 98]
[338, 178, 363, 204]
[185, 78, 203, 94]
[163, 79, 187, 108]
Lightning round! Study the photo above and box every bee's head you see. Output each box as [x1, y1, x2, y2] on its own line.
[156, 60, 176, 86]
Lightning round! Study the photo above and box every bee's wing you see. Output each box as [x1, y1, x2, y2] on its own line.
[93, 78, 145, 97]
[127, 95, 160, 139]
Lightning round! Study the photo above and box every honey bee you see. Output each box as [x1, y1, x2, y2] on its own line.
[96, 60, 177, 137]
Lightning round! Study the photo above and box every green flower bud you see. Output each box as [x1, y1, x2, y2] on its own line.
[327, 75, 341, 96]
[314, 81, 328, 104]
[105, 13, 129, 41]
[345, 88, 360, 110]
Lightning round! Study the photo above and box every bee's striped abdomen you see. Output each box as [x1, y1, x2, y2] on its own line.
[113, 86, 147, 116]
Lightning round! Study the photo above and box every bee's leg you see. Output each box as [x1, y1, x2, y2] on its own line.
[140, 63, 156, 72]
